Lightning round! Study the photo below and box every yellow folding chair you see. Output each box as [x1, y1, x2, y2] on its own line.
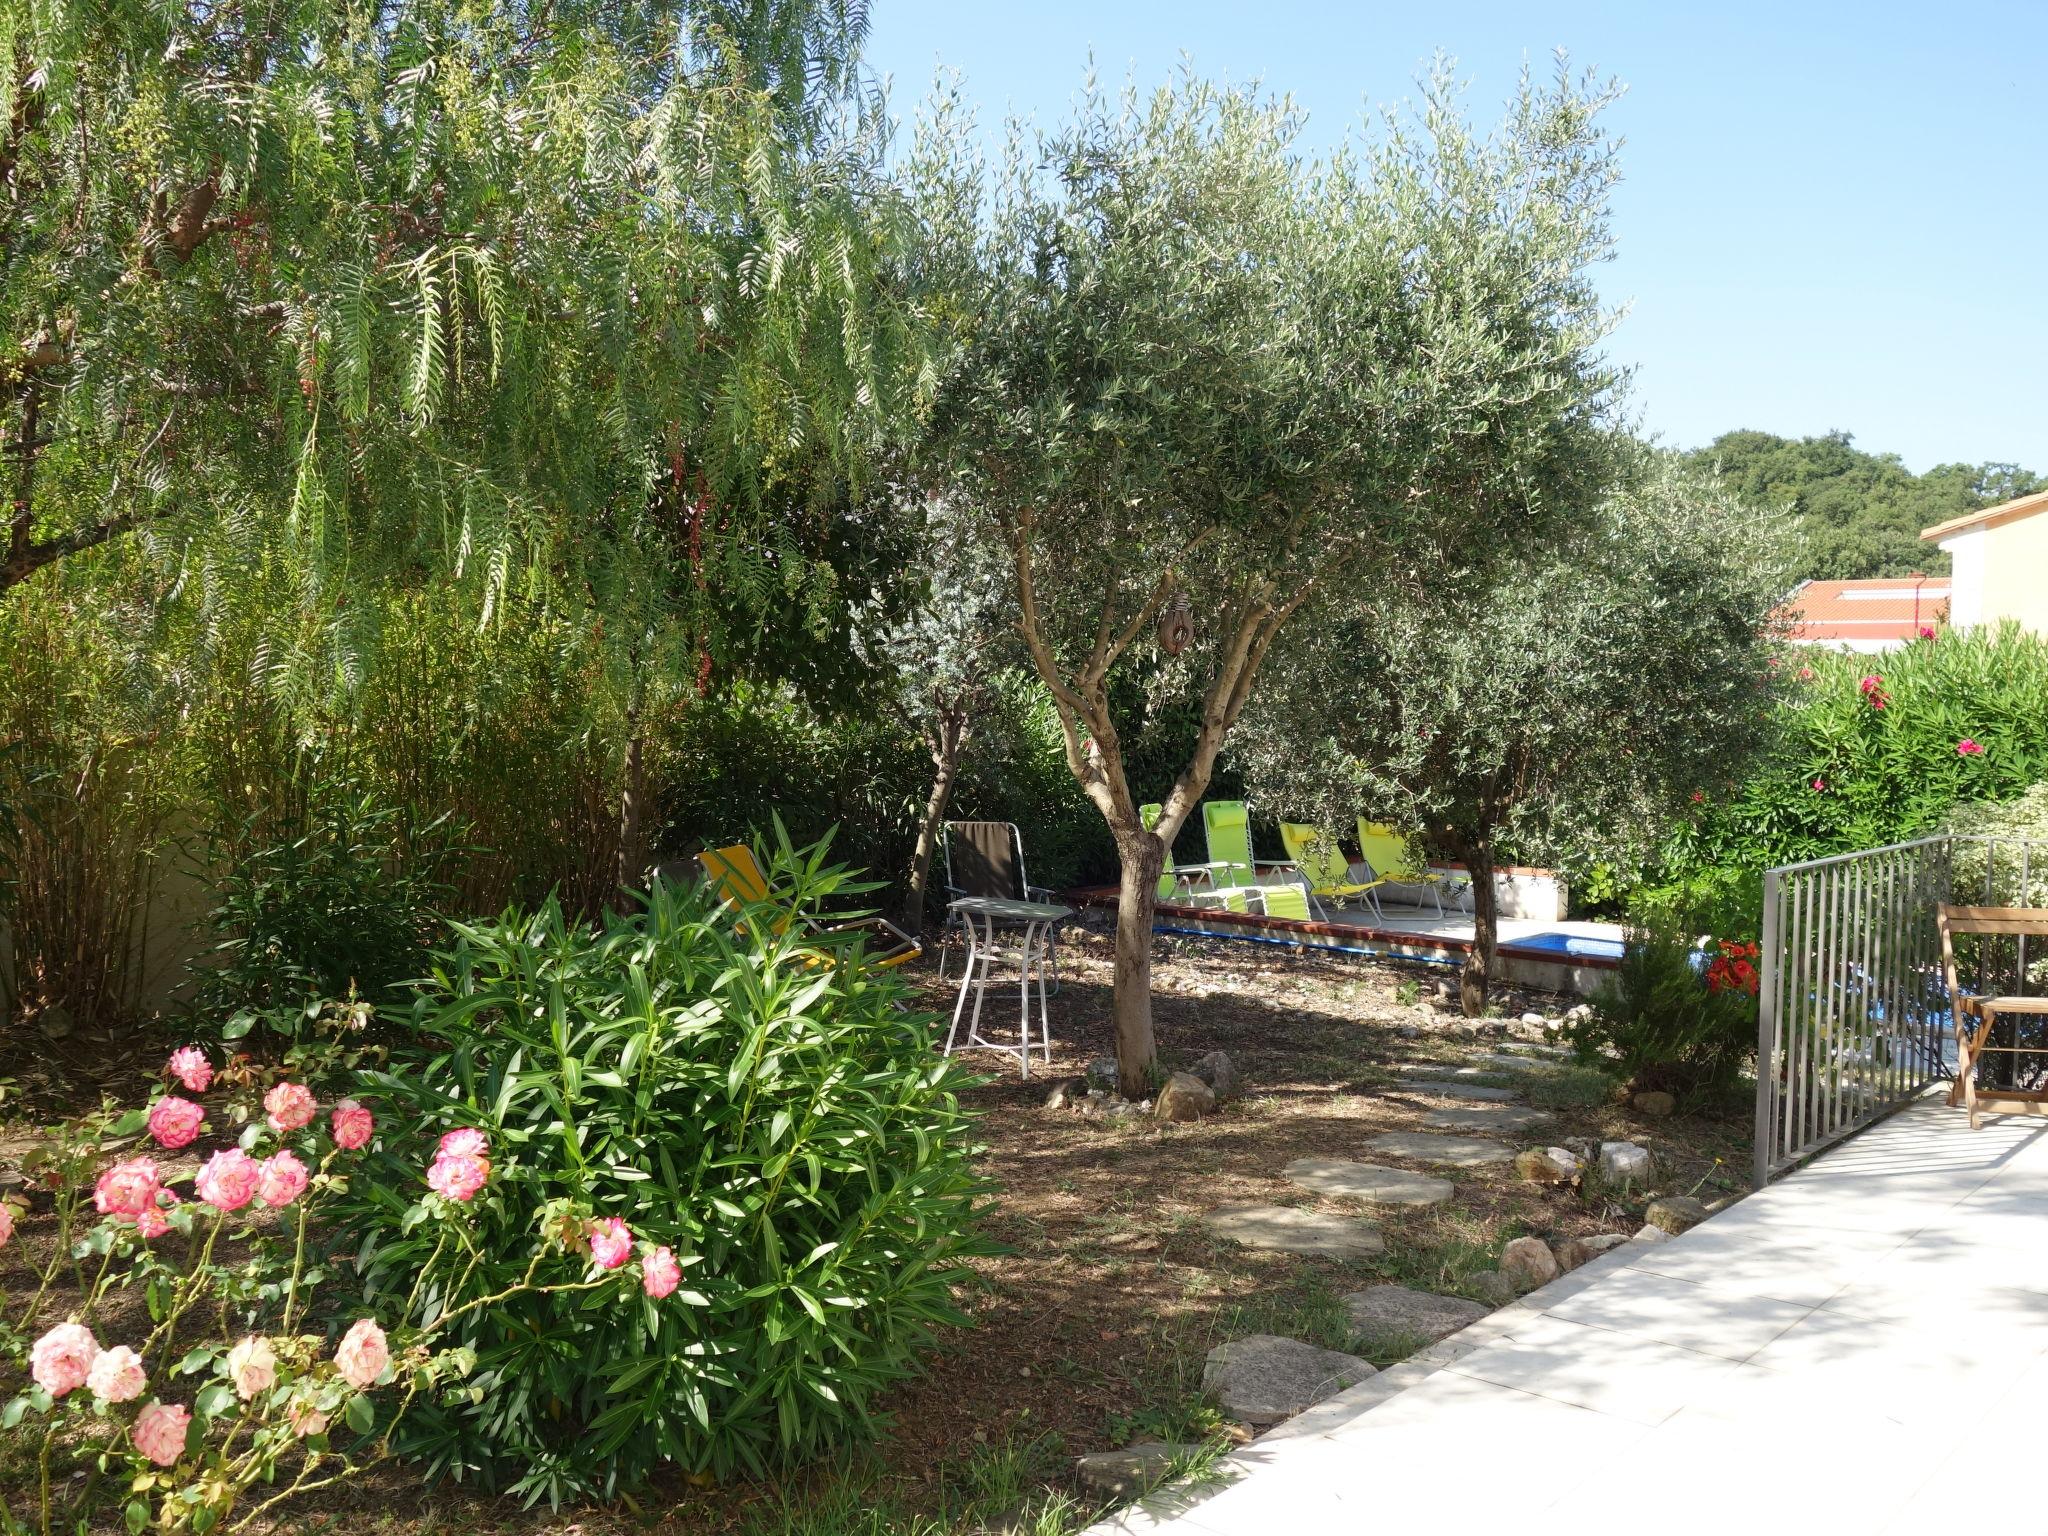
[1356, 820, 1459, 915]
[1278, 822, 1387, 920]
[697, 844, 923, 969]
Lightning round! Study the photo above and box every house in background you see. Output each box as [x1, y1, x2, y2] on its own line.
[1922, 488, 2048, 635]
[1773, 575, 1949, 652]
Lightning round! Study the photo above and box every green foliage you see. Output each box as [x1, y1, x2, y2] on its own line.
[1685, 429, 2041, 580]
[1569, 923, 1756, 1098]
[336, 842, 989, 1502]
[1672, 625, 2048, 874]
[189, 769, 454, 1040]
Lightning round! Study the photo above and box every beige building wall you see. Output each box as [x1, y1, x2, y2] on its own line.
[1974, 513, 2048, 634]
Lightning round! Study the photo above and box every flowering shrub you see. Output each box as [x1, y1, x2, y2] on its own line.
[1703, 939, 1761, 997]
[334, 847, 987, 1504]
[1568, 922, 1758, 1100]
[1, 1048, 685, 1534]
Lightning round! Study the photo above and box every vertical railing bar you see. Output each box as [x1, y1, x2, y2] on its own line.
[1788, 866, 1811, 1165]
[1756, 866, 1782, 1189]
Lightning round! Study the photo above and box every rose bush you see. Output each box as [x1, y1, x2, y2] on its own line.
[1, 1046, 684, 1534]
[334, 844, 988, 1504]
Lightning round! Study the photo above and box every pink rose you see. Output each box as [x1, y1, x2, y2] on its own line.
[30, 1322, 99, 1397]
[87, 1345, 148, 1404]
[94, 1157, 161, 1219]
[131, 1401, 191, 1467]
[147, 1096, 205, 1150]
[641, 1245, 681, 1299]
[264, 1082, 317, 1134]
[437, 1128, 487, 1160]
[587, 1217, 632, 1271]
[135, 1204, 172, 1240]
[287, 1397, 329, 1438]
[0, 1200, 15, 1248]
[426, 1151, 490, 1202]
[1958, 738, 1985, 756]
[330, 1100, 374, 1151]
[196, 1148, 262, 1213]
[165, 1046, 213, 1094]
[257, 1150, 310, 1208]
[227, 1335, 277, 1400]
[333, 1318, 389, 1389]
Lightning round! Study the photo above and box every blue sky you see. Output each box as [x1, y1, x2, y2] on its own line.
[865, 1, 2047, 475]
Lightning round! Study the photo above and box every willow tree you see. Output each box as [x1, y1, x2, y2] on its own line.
[1239, 456, 1794, 1013]
[919, 63, 1625, 1093]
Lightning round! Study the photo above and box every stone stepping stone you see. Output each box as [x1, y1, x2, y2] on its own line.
[1205, 1203, 1385, 1259]
[1364, 1131, 1515, 1168]
[1202, 1334, 1376, 1426]
[1075, 1442, 1193, 1498]
[1396, 1080, 1524, 1102]
[1421, 1103, 1553, 1132]
[1342, 1285, 1491, 1344]
[1284, 1158, 1454, 1206]
[1392, 1062, 1490, 1079]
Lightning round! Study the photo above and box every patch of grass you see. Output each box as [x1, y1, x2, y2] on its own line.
[1463, 1062, 1619, 1109]
[1213, 1274, 1357, 1354]
[1347, 1326, 1434, 1370]
[1393, 979, 1421, 1007]
[1105, 1393, 1228, 1448]
[1373, 1230, 1504, 1301]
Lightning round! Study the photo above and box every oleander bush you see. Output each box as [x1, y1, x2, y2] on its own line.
[1569, 918, 1758, 1100]
[334, 837, 989, 1504]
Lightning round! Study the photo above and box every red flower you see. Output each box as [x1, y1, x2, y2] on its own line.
[1958, 738, 1985, 756]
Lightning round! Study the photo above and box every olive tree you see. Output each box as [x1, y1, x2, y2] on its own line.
[919, 63, 1624, 1092]
[1237, 455, 1795, 1014]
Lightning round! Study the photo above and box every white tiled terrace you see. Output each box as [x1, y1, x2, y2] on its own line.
[1094, 1098, 2048, 1536]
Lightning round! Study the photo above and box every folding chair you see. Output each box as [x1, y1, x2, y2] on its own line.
[940, 820, 1062, 987]
[1278, 822, 1388, 920]
[697, 844, 922, 969]
[1356, 820, 1462, 915]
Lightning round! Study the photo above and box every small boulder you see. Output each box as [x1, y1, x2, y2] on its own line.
[1470, 1270, 1518, 1307]
[1074, 1442, 1194, 1498]
[1341, 1285, 1489, 1345]
[1632, 1090, 1676, 1118]
[1632, 1223, 1671, 1244]
[1189, 1050, 1244, 1102]
[1598, 1141, 1653, 1186]
[1085, 1057, 1120, 1092]
[1554, 1233, 1631, 1273]
[1514, 1147, 1581, 1186]
[1155, 1072, 1218, 1122]
[1500, 1235, 1560, 1292]
[1044, 1080, 1080, 1111]
[1396, 1023, 1423, 1040]
[1519, 1011, 1546, 1028]
[1201, 1335, 1376, 1427]
[1644, 1195, 1709, 1235]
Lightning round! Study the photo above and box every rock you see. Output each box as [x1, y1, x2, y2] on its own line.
[1514, 1147, 1581, 1186]
[1085, 1057, 1120, 1092]
[1519, 1012, 1546, 1027]
[1395, 1023, 1423, 1040]
[1155, 1072, 1218, 1122]
[1644, 1195, 1710, 1235]
[1283, 1159, 1454, 1207]
[1554, 1233, 1631, 1273]
[1632, 1090, 1676, 1118]
[1598, 1141, 1653, 1186]
[1470, 1270, 1518, 1306]
[1074, 1095, 1138, 1123]
[1189, 1050, 1244, 1102]
[1342, 1285, 1489, 1344]
[1632, 1223, 1670, 1244]
[1204, 1204, 1386, 1259]
[1363, 1131, 1514, 1168]
[1074, 1442, 1194, 1498]
[1044, 1080, 1079, 1111]
[1422, 1104, 1552, 1132]
[1201, 1335, 1376, 1426]
[1500, 1235, 1560, 1292]
[1566, 1003, 1595, 1023]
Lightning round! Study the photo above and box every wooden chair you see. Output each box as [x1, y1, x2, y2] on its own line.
[697, 843, 922, 970]
[1936, 904, 2048, 1127]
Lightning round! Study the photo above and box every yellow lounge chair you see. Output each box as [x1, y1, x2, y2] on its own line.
[1355, 820, 1460, 915]
[697, 843, 923, 968]
[1278, 822, 1387, 920]
[1142, 802, 1217, 903]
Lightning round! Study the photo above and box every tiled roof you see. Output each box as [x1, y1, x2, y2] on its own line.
[1773, 577, 1950, 645]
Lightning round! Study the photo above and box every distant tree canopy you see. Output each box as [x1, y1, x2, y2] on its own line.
[1684, 430, 2043, 582]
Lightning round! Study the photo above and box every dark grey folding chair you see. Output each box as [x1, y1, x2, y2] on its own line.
[940, 820, 1063, 990]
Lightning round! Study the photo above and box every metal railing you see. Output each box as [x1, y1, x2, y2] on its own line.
[1754, 834, 2044, 1186]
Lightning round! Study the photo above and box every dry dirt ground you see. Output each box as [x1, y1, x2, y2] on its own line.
[0, 916, 1752, 1534]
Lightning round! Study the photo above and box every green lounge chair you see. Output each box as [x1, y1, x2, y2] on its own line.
[1356, 819, 1460, 915]
[1278, 821, 1388, 920]
[1199, 800, 1271, 889]
[1253, 883, 1313, 921]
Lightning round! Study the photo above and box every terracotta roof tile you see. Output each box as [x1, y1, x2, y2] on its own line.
[1772, 578, 1950, 644]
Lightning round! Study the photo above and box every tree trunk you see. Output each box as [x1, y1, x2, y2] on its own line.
[905, 716, 967, 935]
[1110, 827, 1165, 1097]
[616, 699, 646, 895]
[1459, 841, 1498, 1017]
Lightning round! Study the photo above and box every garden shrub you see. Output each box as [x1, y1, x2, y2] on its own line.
[1568, 920, 1758, 1100]
[335, 839, 988, 1503]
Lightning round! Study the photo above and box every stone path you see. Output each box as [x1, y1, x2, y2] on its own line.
[1201, 1336, 1376, 1426]
[1393, 1080, 1523, 1102]
[1362, 1131, 1512, 1167]
[1342, 1285, 1489, 1344]
[1282, 1159, 1453, 1207]
[1204, 1204, 1385, 1259]
[1420, 1103, 1551, 1132]
[1090, 1100, 2048, 1535]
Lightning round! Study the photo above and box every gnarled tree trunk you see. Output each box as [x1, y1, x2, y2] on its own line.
[1456, 838, 1498, 1017]
[1109, 824, 1166, 1093]
[904, 712, 969, 934]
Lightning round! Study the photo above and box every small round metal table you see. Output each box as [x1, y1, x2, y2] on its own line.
[943, 896, 1072, 1077]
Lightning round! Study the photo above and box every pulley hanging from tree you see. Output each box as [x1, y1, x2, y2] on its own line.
[1157, 591, 1194, 656]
